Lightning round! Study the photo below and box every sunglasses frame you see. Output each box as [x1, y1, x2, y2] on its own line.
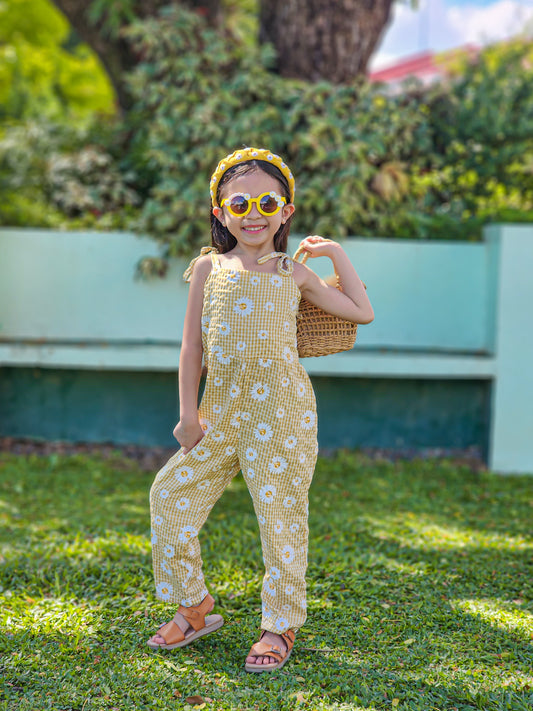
[221, 191, 287, 218]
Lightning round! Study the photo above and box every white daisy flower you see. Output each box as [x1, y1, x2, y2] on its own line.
[290, 523, 300, 533]
[270, 566, 281, 580]
[159, 489, 169, 499]
[281, 545, 295, 564]
[283, 496, 296, 509]
[276, 407, 285, 418]
[196, 479, 211, 490]
[269, 455, 288, 475]
[289, 296, 299, 311]
[213, 404, 222, 414]
[230, 412, 242, 427]
[179, 560, 193, 580]
[211, 430, 225, 442]
[161, 559, 172, 575]
[259, 484, 276, 503]
[181, 597, 193, 607]
[153, 515, 163, 526]
[234, 296, 254, 316]
[258, 358, 272, 368]
[254, 422, 273, 442]
[163, 544, 175, 558]
[227, 270, 240, 284]
[292, 477, 302, 486]
[214, 376, 223, 386]
[285, 584, 295, 596]
[241, 411, 251, 421]
[296, 382, 306, 397]
[214, 350, 232, 365]
[192, 446, 211, 461]
[247, 468, 255, 479]
[300, 599, 307, 610]
[201, 316, 210, 334]
[301, 410, 316, 429]
[236, 341, 247, 352]
[258, 329, 269, 340]
[225, 445, 236, 456]
[274, 519, 284, 534]
[283, 321, 291, 332]
[281, 377, 290, 388]
[262, 603, 273, 619]
[156, 582, 173, 601]
[264, 301, 275, 312]
[151, 531, 158, 545]
[298, 453, 306, 464]
[284, 436, 297, 449]
[270, 275, 282, 287]
[264, 579, 276, 597]
[200, 418, 212, 433]
[258, 513, 266, 525]
[218, 321, 231, 335]
[282, 346, 294, 363]
[275, 616, 290, 632]
[178, 525, 198, 543]
[176, 497, 190, 511]
[174, 465, 193, 484]
[250, 382, 270, 401]
[282, 604, 292, 613]
[230, 384, 241, 398]
[245, 447, 258, 462]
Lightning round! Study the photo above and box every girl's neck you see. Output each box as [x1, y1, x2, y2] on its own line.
[227, 242, 280, 265]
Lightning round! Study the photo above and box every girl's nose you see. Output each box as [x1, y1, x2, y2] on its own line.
[247, 202, 262, 219]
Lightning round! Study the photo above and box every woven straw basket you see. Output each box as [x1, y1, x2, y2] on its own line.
[293, 245, 358, 358]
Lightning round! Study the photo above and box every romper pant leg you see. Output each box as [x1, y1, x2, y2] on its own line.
[238, 383, 318, 634]
[150, 435, 239, 606]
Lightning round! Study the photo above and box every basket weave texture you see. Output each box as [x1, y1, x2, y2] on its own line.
[293, 246, 358, 358]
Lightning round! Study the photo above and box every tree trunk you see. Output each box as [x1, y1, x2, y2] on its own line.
[49, 0, 221, 112]
[259, 0, 394, 82]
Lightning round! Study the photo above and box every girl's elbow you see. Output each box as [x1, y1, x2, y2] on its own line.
[359, 307, 374, 325]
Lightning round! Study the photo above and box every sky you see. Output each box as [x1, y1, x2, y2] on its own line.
[371, 0, 533, 69]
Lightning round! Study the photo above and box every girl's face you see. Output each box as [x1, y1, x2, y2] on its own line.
[213, 169, 295, 252]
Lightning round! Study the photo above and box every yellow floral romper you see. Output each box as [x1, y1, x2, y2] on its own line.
[150, 249, 318, 634]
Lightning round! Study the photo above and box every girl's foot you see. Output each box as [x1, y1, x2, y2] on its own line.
[147, 593, 224, 650]
[245, 629, 295, 672]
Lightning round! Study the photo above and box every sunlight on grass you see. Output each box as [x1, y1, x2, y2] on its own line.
[1, 451, 532, 711]
[453, 597, 533, 637]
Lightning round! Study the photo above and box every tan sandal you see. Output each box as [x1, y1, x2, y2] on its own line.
[245, 629, 295, 673]
[147, 594, 224, 650]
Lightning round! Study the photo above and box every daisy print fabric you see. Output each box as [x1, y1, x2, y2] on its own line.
[150, 250, 318, 634]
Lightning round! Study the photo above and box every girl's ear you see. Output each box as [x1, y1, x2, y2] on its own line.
[213, 206, 226, 226]
[281, 203, 295, 225]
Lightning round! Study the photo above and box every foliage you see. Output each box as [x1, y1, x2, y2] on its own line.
[0, 119, 139, 230]
[1, 450, 532, 710]
[1, 4, 533, 260]
[0, 0, 114, 121]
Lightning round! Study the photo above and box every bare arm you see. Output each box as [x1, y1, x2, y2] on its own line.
[173, 255, 212, 452]
[294, 236, 374, 324]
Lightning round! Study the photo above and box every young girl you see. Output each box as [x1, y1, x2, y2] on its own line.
[147, 147, 374, 672]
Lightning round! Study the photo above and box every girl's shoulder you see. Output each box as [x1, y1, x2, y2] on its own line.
[183, 247, 217, 283]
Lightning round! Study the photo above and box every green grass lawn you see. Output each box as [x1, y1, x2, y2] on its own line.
[0, 450, 532, 711]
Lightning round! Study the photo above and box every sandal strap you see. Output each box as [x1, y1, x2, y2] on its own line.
[177, 594, 213, 631]
[156, 619, 185, 646]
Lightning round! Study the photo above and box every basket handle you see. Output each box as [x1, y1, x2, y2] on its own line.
[292, 240, 366, 291]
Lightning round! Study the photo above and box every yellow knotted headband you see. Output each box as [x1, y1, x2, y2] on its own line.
[210, 147, 295, 207]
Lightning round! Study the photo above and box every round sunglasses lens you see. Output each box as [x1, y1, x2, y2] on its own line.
[259, 195, 279, 214]
[228, 195, 248, 214]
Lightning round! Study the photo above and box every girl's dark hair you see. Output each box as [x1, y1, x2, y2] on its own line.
[210, 160, 294, 254]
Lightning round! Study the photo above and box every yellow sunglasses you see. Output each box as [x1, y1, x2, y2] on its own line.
[221, 192, 287, 217]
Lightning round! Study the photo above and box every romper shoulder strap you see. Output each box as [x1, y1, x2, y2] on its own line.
[256, 251, 294, 276]
[183, 246, 219, 282]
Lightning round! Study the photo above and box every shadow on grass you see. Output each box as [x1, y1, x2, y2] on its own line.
[1, 450, 532, 710]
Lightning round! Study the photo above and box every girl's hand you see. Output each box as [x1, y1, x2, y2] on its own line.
[298, 235, 337, 259]
[173, 418, 205, 454]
